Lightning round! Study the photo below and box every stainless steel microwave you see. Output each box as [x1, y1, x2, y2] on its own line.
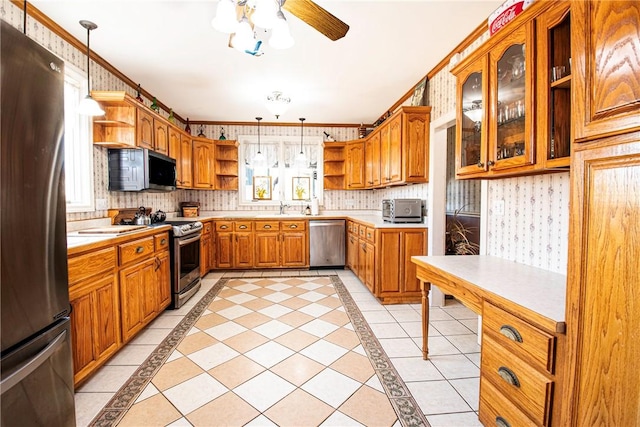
[108, 148, 176, 192]
[382, 199, 423, 223]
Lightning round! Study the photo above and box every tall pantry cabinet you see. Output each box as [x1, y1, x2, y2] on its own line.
[561, 1, 640, 425]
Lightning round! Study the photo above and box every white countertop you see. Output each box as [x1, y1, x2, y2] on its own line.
[412, 255, 566, 326]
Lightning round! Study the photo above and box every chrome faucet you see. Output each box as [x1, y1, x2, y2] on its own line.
[279, 201, 290, 215]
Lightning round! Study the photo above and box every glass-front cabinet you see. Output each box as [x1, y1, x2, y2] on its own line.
[489, 23, 535, 171]
[455, 56, 488, 177]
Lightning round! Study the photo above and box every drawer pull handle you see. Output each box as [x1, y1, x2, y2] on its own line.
[495, 416, 511, 427]
[497, 366, 520, 387]
[160, 238, 167, 245]
[289, 224, 298, 229]
[220, 225, 228, 229]
[136, 246, 144, 254]
[264, 225, 272, 229]
[499, 325, 523, 343]
[239, 225, 247, 229]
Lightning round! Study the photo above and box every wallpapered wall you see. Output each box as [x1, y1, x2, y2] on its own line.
[426, 29, 569, 274]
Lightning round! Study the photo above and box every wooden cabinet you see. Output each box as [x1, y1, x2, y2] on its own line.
[254, 221, 281, 268]
[377, 228, 426, 303]
[280, 221, 308, 267]
[365, 132, 381, 187]
[214, 221, 253, 269]
[346, 140, 365, 189]
[68, 247, 120, 387]
[346, 223, 358, 271]
[380, 114, 402, 184]
[323, 142, 346, 190]
[136, 108, 154, 150]
[479, 301, 557, 426]
[234, 228, 254, 268]
[192, 137, 214, 189]
[453, 1, 572, 179]
[214, 140, 239, 190]
[92, 91, 137, 147]
[200, 221, 213, 276]
[571, 1, 640, 143]
[168, 127, 182, 182]
[180, 133, 193, 188]
[153, 118, 169, 155]
[156, 249, 171, 310]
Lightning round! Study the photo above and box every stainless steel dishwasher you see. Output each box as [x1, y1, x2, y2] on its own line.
[309, 219, 345, 267]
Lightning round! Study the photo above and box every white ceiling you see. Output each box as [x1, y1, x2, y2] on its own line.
[31, 0, 502, 124]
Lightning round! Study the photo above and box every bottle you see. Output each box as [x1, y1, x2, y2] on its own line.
[168, 109, 175, 124]
[150, 97, 159, 113]
[311, 198, 319, 216]
[304, 205, 311, 215]
[185, 118, 191, 134]
[135, 84, 143, 103]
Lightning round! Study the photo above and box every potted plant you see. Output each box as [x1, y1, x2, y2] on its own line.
[446, 206, 480, 255]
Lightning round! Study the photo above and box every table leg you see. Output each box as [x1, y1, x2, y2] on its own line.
[421, 280, 431, 360]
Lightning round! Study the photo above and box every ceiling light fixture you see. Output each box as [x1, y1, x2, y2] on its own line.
[77, 20, 104, 116]
[265, 91, 291, 119]
[211, 0, 294, 54]
[295, 117, 307, 169]
[253, 116, 267, 169]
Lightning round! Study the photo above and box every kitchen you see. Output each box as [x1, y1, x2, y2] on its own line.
[1, 1, 639, 426]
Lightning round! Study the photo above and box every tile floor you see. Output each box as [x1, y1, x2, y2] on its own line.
[75, 269, 481, 427]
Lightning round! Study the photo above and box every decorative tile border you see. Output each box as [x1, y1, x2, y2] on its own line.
[89, 276, 430, 427]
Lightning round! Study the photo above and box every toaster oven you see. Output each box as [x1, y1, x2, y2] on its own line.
[382, 199, 423, 223]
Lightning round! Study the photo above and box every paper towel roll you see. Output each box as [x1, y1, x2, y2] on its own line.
[311, 198, 319, 215]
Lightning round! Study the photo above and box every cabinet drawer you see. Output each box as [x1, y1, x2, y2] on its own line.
[483, 301, 556, 373]
[358, 224, 366, 238]
[347, 221, 356, 234]
[282, 220, 306, 231]
[215, 221, 233, 231]
[234, 221, 253, 231]
[255, 221, 280, 231]
[202, 221, 213, 234]
[479, 378, 537, 427]
[365, 227, 375, 243]
[118, 236, 154, 266]
[68, 247, 116, 285]
[481, 334, 553, 425]
[154, 232, 170, 252]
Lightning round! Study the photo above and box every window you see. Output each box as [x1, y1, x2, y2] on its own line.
[63, 64, 94, 212]
[238, 135, 323, 206]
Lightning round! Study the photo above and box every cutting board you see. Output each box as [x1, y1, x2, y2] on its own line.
[77, 225, 148, 234]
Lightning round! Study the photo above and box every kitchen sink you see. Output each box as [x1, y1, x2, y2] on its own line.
[254, 213, 307, 218]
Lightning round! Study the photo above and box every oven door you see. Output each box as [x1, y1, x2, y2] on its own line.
[176, 232, 201, 293]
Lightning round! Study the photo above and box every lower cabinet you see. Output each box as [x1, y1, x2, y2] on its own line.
[377, 228, 426, 303]
[281, 221, 307, 267]
[200, 220, 213, 276]
[120, 257, 157, 343]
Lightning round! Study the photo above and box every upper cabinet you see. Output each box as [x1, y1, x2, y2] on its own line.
[452, 2, 571, 179]
[346, 140, 365, 189]
[571, 1, 640, 142]
[323, 142, 346, 190]
[214, 140, 239, 190]
[192, 137, 215, 189]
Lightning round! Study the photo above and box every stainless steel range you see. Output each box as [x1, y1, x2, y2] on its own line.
[164, 220, 203, 309]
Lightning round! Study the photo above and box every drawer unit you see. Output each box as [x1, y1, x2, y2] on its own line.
[154, 232, 170, 251]
[68, 247, 116, 285]
[347, 220, 356, 234]
[483, 301, 556, 373]
[234, 221, 253, 231]
[479, 378, 537, 427]
[365, 226, 375, 243]
[202, 221, 213, 234]
[282, 220, 306, 231]
[481, 334, 554, 425]
[358, 224, 366, 238]
[118, 236, 154, 266]
[215, 221, 233, 231]
[255, 221, 280, 231]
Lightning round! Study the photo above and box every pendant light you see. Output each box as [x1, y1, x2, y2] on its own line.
[294, 118, 307, 169]
[77, 20, 104, 116]
[253, 117, 267, 169]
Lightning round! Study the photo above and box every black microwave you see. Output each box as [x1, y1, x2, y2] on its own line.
[108, 148, 176, 192]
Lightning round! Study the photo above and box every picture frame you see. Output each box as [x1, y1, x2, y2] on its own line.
[410, 77, 428, 106]
[292, 176, 310, 200]
[253, 176, 272, 200]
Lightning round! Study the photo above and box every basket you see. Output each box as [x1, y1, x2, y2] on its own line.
[180, 201, 200, 217]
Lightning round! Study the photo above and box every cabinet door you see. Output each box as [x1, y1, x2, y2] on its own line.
[154, 119, 169, 155]
[347, 233, 358, 271]
[69, 291, 94, 378]
[404, 112, 430, 182]
[156, 250, 171, 310]
[140, 258, 158, 323]
[200, 233, 211, 276]
[357, 239, 367, 283]
[281, 232, 307, 267]
[572, 1, 640, 142]
[192, 139, 214, 189]
[119, 264, 143, 342]
[401, 230, 426, 293]
[378, 230, 402, 294]
[364, 242, 375, 293]
[387, 115, 402, 183]
[255, 232, 280, 267]
[168, 127, 181, 162]
[456, 56, 489, 177]
[234, 232, 254, 268]
[365, 133, 381, 187]
[561, 137, 640, 426]
[346, 141, 365, 189]
[137, 108, 154, 150]
[489, 23, 535, 171]
[180, 134, 193, 188]
[215, 232, 233, 268]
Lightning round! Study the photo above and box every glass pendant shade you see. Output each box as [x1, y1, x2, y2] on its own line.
[252, 0, 277, 29]
[265, 91, 291, 119]
[232, 16, 255, 52]
[269, 10, 294, 49]
[463, 101, 483, 123]
[78, 20, 104, 116]
[78, 95, 105, 116]
[211, 0, 238, 33]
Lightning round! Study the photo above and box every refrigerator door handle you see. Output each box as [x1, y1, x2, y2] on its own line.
[0, 330, 67, 395]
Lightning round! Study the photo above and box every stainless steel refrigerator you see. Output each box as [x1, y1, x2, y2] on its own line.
[1, 20, 76, 426]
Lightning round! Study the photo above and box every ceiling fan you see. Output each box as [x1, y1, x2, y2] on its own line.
[213, 0, 349, 54]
